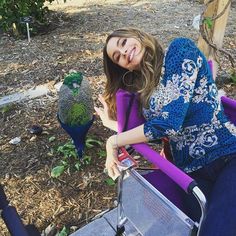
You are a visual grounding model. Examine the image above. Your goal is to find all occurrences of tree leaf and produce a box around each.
[86,138,102,148]
[82,155,91,165]
[203,17,213,29]
[74,162,81,170]
[230,73,236,84]
[56,226,69,236]
[98,149,106,158]
[51,165,65,178]
[105,178,115,186]
[49,136,56,142]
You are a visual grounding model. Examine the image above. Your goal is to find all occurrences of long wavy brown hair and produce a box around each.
[103,28,164,120]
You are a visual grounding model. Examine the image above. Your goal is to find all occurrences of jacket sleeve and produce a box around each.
[143,38,206,141]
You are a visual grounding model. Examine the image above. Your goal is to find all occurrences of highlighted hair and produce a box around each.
[103,28,164,120]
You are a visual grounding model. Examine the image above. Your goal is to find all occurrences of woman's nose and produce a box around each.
[120,48,128,56]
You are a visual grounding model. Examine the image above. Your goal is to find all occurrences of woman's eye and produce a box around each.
[121,39,127,47]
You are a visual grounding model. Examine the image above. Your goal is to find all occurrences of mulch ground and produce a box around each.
[0,0,235,235]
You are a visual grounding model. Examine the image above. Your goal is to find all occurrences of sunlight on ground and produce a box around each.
[47,0,134,10]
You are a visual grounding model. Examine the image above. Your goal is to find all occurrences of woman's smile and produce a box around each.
[128,47,136,63]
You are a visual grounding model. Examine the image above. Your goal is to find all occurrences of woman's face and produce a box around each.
[106,36,144,71]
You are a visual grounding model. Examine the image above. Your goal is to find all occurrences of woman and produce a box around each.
[95,28,236,236]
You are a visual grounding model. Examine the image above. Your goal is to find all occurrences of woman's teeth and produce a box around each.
[129,48,135,63]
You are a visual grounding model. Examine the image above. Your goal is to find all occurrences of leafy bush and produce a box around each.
[0,0,54,36]
[51,137,102,178]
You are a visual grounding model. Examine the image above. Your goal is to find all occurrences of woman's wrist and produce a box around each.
[107,134,119,149]
[107,120,118,132]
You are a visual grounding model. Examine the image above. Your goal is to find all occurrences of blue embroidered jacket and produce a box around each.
[143,38,236,173]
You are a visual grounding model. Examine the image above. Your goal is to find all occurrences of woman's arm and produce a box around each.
[108,124,148,147]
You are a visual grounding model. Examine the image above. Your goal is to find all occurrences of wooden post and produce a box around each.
[197,0,231,79]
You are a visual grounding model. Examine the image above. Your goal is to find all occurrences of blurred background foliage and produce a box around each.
[0,0,66,36]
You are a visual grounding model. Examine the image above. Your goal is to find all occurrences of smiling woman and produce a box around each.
[102,28,164,120]
[106,36,144,70]
[94,27,236,236]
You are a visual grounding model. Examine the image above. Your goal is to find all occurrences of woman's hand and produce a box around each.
[105,135,121,180]
[94,94,118,132]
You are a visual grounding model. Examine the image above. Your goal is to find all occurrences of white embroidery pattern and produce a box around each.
[166,122,219,160]
[143,58,199,120]
[161,112,169,119]
[225,122,236,136]
[193,78,220,111]
[145,130,154,140]
[185,166,203,173]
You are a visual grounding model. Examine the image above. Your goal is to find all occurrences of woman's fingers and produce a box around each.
[95,95,109,119]
[98,94,108,111]
[112,165,121,179]
[107,164,121,180]
[98,94,105,104]
[94,106,99,113]
[105,157,123,179]
[94,107,99,117]
[94,106,104,116]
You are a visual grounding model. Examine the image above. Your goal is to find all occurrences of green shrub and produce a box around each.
[51,138,102,178]
[0,0,55,36]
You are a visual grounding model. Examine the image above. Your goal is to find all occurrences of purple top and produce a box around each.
[221,96,236,125]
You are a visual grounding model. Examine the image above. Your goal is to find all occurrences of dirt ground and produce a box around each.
[0,0,236,235]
